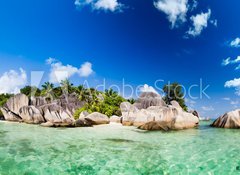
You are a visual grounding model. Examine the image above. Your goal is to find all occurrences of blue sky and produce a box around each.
[0,0,240,118]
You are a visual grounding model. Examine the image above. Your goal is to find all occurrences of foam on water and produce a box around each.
[0,121,240,174]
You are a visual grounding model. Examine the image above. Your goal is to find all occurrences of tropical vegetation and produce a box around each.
[163,82,188,111]
[0,80,189,119]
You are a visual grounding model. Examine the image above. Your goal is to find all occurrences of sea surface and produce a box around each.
[0,121,240,175]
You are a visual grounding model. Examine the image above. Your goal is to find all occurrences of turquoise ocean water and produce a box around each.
[0,121,239,175]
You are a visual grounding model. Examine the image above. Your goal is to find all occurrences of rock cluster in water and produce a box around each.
[0,93,103,127]
[0,92,200,130]
[120,92,199,131]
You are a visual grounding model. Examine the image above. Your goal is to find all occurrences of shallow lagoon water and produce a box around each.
[0,121,240,174]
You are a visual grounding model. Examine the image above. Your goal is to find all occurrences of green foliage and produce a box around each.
[60,79,74,94]
[74,88,125,119]
[127,98,136,104]
[20,86,41,97]
[0,93,12,117]
[73,107,86,119]
[163,82,187,111]
[41,82,55,100]
[53,87,63,98]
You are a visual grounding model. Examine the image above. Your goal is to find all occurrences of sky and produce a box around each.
[0,0,240,118]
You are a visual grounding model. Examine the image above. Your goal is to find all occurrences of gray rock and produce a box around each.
[138,121,173,131]
[110,115,121,123]
[134,92,166,109]
[190,110,200,118]
[120,102,139,126]
[30,97,48,107]
[170,100,182,110]
[57,93,84,115]
[85,112,110,125]
[40,120,75,127]
[211,110,240,128]
[5,94,29,115]
[79,111,89,119]
[38,104,75,124]
[75,119,92,127]
[19,106,45,124]
[120,97,199,130]
[0,107,22,122]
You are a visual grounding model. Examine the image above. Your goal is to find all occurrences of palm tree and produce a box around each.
[105,88,118,97]
[41,82,55,101]
[77,85,89,102]
[42,82,54,91]
[60,79,73,95]
[127,98,136,104]
[163,82,187,111]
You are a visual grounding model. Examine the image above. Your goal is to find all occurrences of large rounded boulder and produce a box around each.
[134,92,166,109]
[38,104,75,125]
[19,106,45,124]
[211,110,240,128]
[6,94,29,115]
[0,107,22,122]
[85,112,110,125]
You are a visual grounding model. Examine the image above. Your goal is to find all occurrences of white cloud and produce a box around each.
[222,97,230,101]
[222,57,231,66]
[201,106,214,111]
[48,60,94,83]
[139,84,158,94]
[187,9,211,37]
[154,0,188,28]
[0,68,27,94]
[225,78,240,96]
[75,0,123,12]
[94,0,121,11]
[46,57,57,65]
[222,56,240,69]
[78,62,93,77]
[230,38,240,48]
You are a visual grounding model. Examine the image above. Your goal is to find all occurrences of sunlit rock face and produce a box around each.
[120,93,199,131]
[0,93,76,127]
[211,110,240,128]
[134,92,166,109]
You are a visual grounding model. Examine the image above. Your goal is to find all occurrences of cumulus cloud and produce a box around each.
[78,62,93,77]
[48,58,94,83]
[201,106,214,111]
[230,38,240,48]
[224,78,240,96]
[139,84,158,94]
[187,9,211,37]
[154,0,189,28]
[0,68,27,94]
[75,0,123,12]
